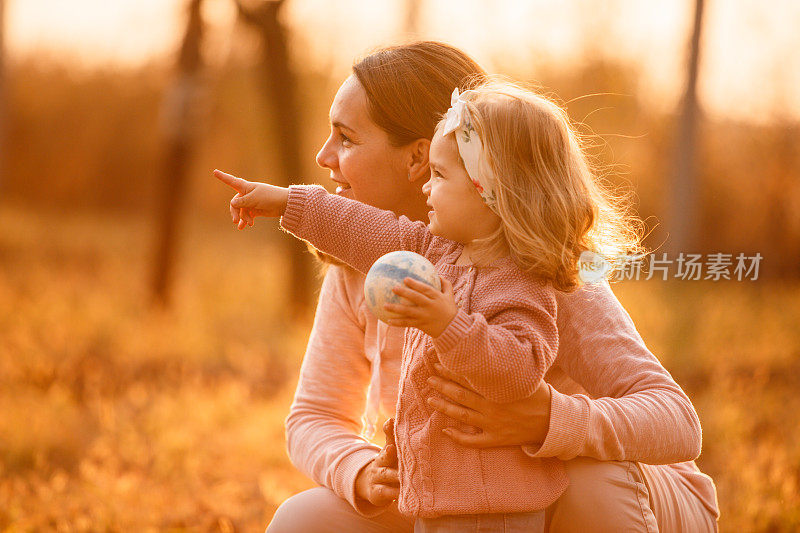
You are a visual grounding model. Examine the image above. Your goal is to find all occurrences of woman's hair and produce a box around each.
[352,41,488,146]
[446,78,646,292]
[313,41,488,269]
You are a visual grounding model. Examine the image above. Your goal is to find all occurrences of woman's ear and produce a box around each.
[407,138,431,183]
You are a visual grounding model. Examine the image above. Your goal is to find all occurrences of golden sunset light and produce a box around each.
[1,0,798,530]
[6,0,800,121]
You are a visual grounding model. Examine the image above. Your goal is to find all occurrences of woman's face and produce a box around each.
[316,75,428,220]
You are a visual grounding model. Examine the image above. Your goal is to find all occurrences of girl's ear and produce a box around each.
[406,138,431,183]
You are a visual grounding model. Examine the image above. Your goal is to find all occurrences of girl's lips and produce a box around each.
[332,179,351,194]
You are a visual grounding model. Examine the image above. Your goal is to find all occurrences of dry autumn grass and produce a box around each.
[1,203,799,531]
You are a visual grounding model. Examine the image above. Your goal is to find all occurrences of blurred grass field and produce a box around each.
[1,203,799,532]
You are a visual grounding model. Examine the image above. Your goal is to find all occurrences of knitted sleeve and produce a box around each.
[431,282,559,404]
[522,281,703,464]
[280,185,453,274]
[284,266,390,517]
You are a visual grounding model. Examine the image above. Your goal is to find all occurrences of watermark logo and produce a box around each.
[579,251,763,283]
[578,250,611,283]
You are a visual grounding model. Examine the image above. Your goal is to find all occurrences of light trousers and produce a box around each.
[266,457,719,532]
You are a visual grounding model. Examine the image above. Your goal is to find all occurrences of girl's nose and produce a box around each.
[315,135,337,170]
[421,177,432,196]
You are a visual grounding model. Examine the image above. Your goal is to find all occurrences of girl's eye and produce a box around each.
[340,133,352,145]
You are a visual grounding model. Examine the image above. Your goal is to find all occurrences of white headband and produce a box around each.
[441,88,499,214]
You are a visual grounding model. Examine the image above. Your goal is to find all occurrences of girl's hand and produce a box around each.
[213,169,289,229]
[425,357,552,448]
[384,277,457,337]
[354,418,400,507]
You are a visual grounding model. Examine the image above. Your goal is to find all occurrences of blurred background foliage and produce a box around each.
[1,0,799,530]
[5,51,800,271]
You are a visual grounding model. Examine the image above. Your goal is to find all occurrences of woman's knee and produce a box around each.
[266,487,346,533]
[546,457,658,533]
[267,487,413,533]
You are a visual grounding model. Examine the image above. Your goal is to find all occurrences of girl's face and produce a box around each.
[422,129,501,244]
[316,75,428,220]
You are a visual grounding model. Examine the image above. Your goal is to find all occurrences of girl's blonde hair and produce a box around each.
[450,78,645,292]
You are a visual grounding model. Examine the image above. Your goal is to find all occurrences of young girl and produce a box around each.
[214,79,641,529]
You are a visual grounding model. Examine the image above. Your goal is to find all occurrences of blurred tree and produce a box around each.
[234,0,314,315]
[405,0,421,35]
[668,0,705,254]
[766,121,800,278]
[151,0,206,306]
[0,0,5,188]
[763,31,800,278]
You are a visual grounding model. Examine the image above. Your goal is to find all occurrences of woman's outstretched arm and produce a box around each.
[426,280,702,465]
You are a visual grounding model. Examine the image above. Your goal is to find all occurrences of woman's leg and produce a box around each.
[546,457,717,533]
[415,511,545,532]
[266,487,414,533]
[636,463,719,533]
[545,457,658,532]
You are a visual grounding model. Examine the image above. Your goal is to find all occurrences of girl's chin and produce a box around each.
[427,213,437,231]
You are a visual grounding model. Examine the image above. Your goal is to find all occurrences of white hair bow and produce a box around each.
[441,88,498,214]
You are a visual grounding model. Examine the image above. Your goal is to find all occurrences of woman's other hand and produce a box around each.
[354,418,400,507]
[213,169,289,229]
[426,355,552,448]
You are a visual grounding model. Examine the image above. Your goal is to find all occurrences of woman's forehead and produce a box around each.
[329,75,369,130]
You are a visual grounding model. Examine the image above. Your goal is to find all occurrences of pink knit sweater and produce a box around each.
[281,185,566,516]
[280,185,719,521]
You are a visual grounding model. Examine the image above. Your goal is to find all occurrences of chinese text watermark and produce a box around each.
[579,251,763,283]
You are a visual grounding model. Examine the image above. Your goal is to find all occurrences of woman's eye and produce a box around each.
[340,133,352,145]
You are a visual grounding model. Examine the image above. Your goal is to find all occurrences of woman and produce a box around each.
[266,41,719,532]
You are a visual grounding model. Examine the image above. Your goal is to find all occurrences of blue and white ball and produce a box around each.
[364,251,442,323]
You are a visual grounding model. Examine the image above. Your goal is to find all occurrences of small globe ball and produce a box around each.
[364,251,442,323]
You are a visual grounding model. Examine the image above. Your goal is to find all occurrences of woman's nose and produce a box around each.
[315,136,336,170]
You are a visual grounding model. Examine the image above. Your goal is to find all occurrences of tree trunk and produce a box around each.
[151,0,205,306]
[0,0,6,189]
[235,0,314,315]
[766,123,800,278]
[668,0,705,255]
[405,0,421,35]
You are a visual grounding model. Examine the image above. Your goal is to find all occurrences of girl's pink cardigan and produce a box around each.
[282,185,566,516]
[279,185,719,519]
